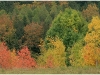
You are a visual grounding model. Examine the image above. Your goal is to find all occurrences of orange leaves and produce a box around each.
[82,16,100,66]
[0,42,36,69]
[82,44,96,66]
[82,44,100,66]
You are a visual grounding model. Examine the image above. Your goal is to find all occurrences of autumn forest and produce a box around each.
[0,1,100,70]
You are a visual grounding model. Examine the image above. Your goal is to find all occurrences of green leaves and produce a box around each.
[46,8,87,48]
[46,8,87,66]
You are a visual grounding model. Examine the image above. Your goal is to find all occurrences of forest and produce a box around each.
[0,1,100,70]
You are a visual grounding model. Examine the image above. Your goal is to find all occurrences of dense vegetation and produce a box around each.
[0,1,100,70]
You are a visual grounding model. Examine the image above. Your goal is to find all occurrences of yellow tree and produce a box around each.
[82,3,99,22]
[82,16,100,66]
[37,37,66,68]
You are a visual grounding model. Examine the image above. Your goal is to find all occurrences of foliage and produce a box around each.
[0,1,14,13]
[23,22,43,50]
[0,14,15,49]
[82,3,99,22]
[37,37,66,68]
[0,1,100,68]
[0,42,11,69]
[46,8,87,48]
[0,42,36,69]
[69,39,84,66]
[82,44,100,66]
[16,46,36,68]
[0,10,6,15]
[82,16,100,66]
[46,8,87,66]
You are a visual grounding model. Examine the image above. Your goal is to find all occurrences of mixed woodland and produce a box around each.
[0,1,100,69]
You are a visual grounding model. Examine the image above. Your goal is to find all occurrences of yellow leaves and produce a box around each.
[82,16,100,66]
[73,27,78,32]
[37,37,66,68]
[88,16,100,31]
[84,32,99,44]
[85,16,100,44]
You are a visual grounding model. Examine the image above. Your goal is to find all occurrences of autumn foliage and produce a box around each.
[37,37,66,68]
[0,42,36,69]
[82,16,100,66]
[82,3,99,21]
[23,22,43,48]
[0,14,15,41]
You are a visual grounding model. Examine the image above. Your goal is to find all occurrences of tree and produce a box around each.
[0,14,15,45]
[82,16,100,66]
[0,1,14,13]
[50,3,58,19]
[82,3,99,22]
[44,14,52,37]
[46,8,87,66]
[23,22,43,53]
[46,8,87,48]
[32,4,49,23]
[37,37,66,68]
[17,46,36,68]
[69,39,84,66]
[0,42,36,69]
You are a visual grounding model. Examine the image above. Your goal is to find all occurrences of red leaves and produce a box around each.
[0,42,11,69]
[17,46,36,68]
[0,42,36,69]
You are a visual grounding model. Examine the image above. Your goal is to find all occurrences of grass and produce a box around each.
[0,66,100,74]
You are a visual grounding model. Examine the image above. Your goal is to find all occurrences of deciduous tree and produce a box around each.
[23,22,43,52]
[82,16,100,66]
[82,3,99,22]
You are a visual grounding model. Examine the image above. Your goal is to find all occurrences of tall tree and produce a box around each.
[46,8,87,66]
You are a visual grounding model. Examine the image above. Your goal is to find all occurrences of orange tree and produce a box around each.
[82,16,100,66]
